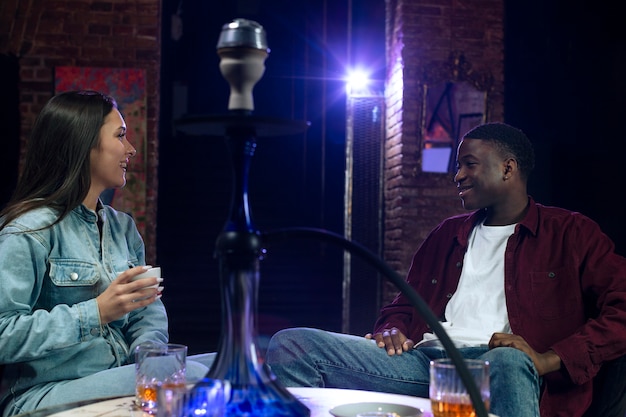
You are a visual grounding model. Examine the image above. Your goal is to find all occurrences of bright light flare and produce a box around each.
[345,69,371,95]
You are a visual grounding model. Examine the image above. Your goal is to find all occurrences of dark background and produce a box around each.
[0,54,20,209]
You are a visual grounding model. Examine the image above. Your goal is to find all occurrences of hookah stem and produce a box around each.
[262,227,489,417]
[210,126,264,384]
[223,126,256,232]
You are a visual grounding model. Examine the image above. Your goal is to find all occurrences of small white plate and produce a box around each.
[329,402,423,417]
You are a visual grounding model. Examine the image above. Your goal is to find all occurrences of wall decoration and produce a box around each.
[55,67,148,240]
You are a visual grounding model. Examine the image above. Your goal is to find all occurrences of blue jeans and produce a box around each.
[2,353,216,417]
[265,328,540,417]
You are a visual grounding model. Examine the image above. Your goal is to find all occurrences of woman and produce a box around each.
[0,91,212,416]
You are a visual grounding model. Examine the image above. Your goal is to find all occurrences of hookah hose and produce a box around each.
[262,226,489,417]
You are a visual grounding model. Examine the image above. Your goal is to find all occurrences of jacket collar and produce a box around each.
[455,196,538,246]
[72,201,103,223]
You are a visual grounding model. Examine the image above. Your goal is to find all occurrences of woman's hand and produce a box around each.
[365,327,415,356]
[96,266,163,324]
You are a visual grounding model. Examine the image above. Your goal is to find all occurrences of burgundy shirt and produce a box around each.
[374,197,626,417]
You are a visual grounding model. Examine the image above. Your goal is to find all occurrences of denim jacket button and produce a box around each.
[70,272,79,281]
[90,328,100,336]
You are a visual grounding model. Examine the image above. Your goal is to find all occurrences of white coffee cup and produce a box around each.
[132,267,162,289]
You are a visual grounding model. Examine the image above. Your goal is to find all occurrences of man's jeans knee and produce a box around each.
[482,347,540,417]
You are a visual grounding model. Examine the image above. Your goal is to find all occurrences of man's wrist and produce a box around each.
[539,349,562,375]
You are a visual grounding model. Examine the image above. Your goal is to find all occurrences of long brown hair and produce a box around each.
[0,90,118,232]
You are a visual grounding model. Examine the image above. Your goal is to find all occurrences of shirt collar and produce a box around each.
[72,201,102,223]
[517,196,539,236]
[455,196,538,246]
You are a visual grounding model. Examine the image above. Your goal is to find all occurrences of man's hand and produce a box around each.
[96,266,164,324]
[365,327,414,356]
[489,332,561,376]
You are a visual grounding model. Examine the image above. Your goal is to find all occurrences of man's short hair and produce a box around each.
[463,122,536,180]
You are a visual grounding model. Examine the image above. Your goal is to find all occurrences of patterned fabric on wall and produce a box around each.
[54,67,148,240]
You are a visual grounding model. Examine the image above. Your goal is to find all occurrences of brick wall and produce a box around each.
[0,0,161,262]
[383,0,504,304]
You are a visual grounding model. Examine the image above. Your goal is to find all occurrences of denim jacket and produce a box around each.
[0,203,168,406]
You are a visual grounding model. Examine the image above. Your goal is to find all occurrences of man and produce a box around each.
[265,122,626,417]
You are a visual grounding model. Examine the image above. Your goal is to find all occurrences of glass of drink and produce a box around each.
[135,342,187,414]
[429,358,490,417]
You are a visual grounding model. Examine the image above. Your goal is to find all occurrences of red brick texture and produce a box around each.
[0,0,161,263]
[383,0,504,304]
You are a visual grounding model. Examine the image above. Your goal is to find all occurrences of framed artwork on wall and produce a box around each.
[54,66,148,240]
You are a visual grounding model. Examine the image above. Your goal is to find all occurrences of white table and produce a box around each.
[27,387,433,417]
[291,387,432,416]
[292,387,496,417]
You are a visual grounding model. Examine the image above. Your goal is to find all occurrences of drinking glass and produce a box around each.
[429,358,490,417]
[135,342,187,414]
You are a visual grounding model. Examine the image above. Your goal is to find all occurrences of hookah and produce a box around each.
[176,18,488,417]
[178,18,310,417]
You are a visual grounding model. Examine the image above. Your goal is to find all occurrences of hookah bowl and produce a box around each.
[217,18,269,112]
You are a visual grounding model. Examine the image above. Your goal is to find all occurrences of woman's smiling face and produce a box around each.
[89,108,136,195]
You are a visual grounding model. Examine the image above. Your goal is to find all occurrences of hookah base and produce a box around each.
[226,383,310,417]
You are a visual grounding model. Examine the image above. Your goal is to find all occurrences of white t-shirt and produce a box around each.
[417,220,516,347]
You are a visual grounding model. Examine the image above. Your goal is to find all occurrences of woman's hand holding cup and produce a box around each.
[96,265,164,324]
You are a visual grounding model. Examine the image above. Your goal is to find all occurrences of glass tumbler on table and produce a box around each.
[429,358,490,417]
[135,342,187,414]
